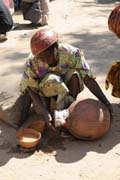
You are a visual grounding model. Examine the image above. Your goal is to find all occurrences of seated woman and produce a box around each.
[19,28,113,129]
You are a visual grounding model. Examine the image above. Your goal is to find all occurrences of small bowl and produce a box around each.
[28,120,45,133]
[16,128,41,148]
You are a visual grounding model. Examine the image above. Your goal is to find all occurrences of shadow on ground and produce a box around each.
[1,31,119,78]
[0,103,120,166]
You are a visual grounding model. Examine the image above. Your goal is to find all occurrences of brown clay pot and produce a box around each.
[28,120,45,133]
[16,128,41,148]
[65,98,111,140]
[108,5,120,38]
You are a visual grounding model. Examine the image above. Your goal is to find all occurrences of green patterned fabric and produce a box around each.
[20,43,93,109]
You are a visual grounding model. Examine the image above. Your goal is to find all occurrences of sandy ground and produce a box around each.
[0,0,120,180]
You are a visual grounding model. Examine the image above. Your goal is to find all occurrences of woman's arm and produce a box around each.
[28,87,56,131]
[83,75,113,117]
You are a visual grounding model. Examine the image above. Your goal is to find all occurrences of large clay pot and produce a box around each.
[108,5,120,38]
[65,98,111,140]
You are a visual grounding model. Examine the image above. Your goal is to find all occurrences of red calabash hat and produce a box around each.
[30,28,58,56]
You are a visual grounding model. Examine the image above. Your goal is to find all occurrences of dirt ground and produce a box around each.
[0,0,120,180]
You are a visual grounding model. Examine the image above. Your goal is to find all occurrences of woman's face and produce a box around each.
[38,43,59,66]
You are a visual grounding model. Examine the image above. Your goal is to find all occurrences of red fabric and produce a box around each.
[3,0,11,8]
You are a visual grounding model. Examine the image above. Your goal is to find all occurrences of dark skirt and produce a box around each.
[0,0,13,34]
[21,1,42,24]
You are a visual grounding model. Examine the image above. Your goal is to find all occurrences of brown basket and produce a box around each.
[16,128,41,148]
[28,120,45,133]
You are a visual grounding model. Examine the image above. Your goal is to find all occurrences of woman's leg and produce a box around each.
[67,74,80,98]
[21,2,32,20]
[21,1,42,24]
[39,73,69,110]
[40,0,49,25]
[65,70,84,98]
[19,91,32,126]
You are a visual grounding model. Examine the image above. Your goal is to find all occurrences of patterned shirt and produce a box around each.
[20,43,93,96]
